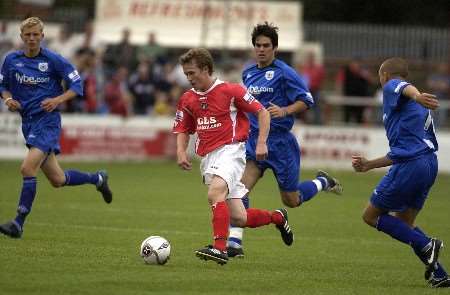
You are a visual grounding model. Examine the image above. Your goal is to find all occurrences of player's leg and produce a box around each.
[275,133,342,207]
[0,147,46,238]
[227,184,293,246]
[395,210,448,284]
[396,153,445,286]
[40,154,112,203]
[362,202,433,251]
[364,190,441,283]
[228,160,262,257]
[195,175,229,264]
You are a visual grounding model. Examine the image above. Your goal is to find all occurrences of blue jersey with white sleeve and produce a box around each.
[242,59,314,133]
[382,79,438,162]
[0,47,83,121]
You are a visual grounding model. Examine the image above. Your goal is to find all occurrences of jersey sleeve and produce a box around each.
[284,67,314,108]
[229,83,263,113]
[0,55,11,93]
[53,53,83,96]
[384,79,410,110]
[172,94,196,134]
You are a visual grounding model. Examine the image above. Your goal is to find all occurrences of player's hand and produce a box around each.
[41,97,60,112]
[352,155,370,172]
[255,142,268,160]
[177,151,192,170]
[267,102,287,118]
[5,98,21,112]
[414,93,439,110]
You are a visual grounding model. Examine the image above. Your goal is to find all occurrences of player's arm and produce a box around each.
[0,57,21,111]
[173,100,195,170]
[267,67,313,118]
[176,132,192,170]
[268,100,308,118]
[41,89,78,112]
[1,90,21,112]
[41,53,84,112]
[402,85,439,110]
[351,155,393,172]
[255,108,270,160]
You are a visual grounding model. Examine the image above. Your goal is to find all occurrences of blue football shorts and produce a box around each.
[246,131,300,192]
[21,112,62,155]
[370,152,438,212]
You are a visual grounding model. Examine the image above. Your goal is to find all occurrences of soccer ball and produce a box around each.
[140,236,171,265]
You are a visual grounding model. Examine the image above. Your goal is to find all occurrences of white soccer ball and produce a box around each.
[140,236,171,265]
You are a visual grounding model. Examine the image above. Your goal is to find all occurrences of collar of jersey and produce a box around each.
[20,47,44,58]
[191,78,224,95]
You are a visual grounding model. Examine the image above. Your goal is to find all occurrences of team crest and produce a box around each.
[201,102,208,109]
[38,62,48,72]
[265,70,274,80]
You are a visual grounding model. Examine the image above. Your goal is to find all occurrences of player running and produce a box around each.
[352,57,449,288]
[173,48,293,265]
[0,17,112,239]
[228,22,343,257]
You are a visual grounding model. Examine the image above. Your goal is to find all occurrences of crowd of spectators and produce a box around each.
[1,21,449,128]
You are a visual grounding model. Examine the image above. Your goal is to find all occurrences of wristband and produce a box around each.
[4,97,13,104]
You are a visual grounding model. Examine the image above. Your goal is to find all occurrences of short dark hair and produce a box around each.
[251,22,279,48]
[380,57,409,79]
[179,48,214,75]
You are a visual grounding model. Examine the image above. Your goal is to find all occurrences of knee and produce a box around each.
[207,193,224,206]
[362,213,377,227]
[207,187,227,205]
[48,175,66,188]
[20,164,36,177]
[281,195,299,208]
[230,213,246,227]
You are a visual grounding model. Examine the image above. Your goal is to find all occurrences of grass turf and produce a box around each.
[0,160,449,295]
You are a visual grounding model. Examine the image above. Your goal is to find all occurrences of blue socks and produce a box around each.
[376,214,430,251]
[12,171,100,230]
[413,227,448,279]
[64,170,99,186]
[298,176,328,204]
[14,177,37,228]
[298,181,318,203]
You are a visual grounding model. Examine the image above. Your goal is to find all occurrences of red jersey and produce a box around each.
[173,79,263,156]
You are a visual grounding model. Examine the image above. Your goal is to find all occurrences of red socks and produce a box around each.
[211,202,284,250]
[211,201,229,251]
[245,208,283,227]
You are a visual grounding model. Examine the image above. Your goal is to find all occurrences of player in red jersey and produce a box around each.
[173,48,294,265]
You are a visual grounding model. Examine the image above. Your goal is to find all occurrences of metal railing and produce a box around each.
[304,22,449,62]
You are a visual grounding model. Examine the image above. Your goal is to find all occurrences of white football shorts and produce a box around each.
[200,142,248,200]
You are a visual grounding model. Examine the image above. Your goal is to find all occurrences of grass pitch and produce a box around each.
[0,160,449,295]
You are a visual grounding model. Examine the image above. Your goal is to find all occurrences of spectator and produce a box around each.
[76,48,98,113]
[427,62,450,127]
[137,32,168,64]
[104,66,131,117]
[76,20,104,55]
[128,61,157,115]
[336,58,374,124]
[49,25,79,62]
[153,91,173,116]
[103,28,137,77]
[0,21,14,64]
[299,52,325,125]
